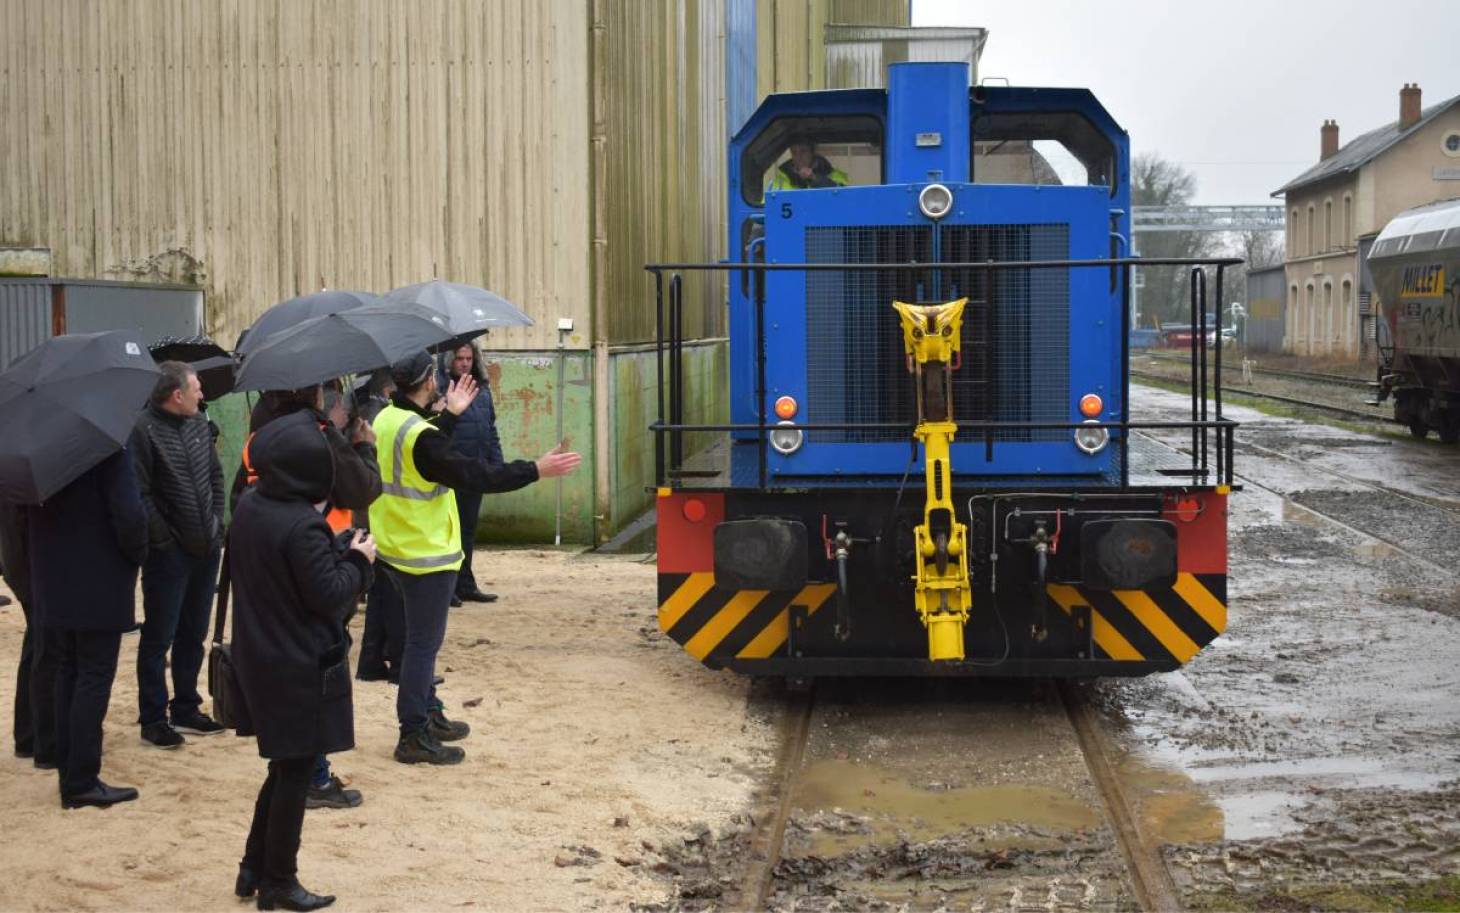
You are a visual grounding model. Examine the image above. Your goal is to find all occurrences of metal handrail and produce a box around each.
[647,255,1239,490]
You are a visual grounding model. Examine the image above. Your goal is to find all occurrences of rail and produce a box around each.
[645,256,1243,490]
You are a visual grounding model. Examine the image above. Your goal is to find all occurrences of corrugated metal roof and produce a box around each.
[1273,92,1460,197]
[1370,196,1460,259]
[824,25,985,88]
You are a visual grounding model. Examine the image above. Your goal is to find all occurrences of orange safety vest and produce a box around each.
[242,427,353,533]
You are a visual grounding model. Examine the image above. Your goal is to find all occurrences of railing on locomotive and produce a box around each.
[646,256,1243,491]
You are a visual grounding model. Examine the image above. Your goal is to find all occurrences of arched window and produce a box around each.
[1307,205,1316,255]
[1324,199,1333,250]
[1288,284,1299,349]
[1290,209,1299,256]
[1341,278,1353,353]
[1305,282,1316,354]
[1342,194,1353,245]
[1323,281,1334,352]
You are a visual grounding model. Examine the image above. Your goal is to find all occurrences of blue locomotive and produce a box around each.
[652,62,1236,677]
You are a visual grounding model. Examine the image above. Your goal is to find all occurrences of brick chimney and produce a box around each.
[1400,83,1423,131]
[1320,120,1339,160]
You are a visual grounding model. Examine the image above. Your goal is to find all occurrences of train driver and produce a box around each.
[766,136,849,191]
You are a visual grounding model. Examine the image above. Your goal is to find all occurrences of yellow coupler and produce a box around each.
[893,299,973,661]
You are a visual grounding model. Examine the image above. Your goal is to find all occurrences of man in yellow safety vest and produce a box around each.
[370,350,581,765]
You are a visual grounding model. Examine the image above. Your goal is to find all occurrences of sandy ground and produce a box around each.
[0,548,776,912]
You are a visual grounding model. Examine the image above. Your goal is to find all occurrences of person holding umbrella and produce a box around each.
[371,350,580,765]
[0,330,161,807]
[130,361,227,748]
[29,447,149,807]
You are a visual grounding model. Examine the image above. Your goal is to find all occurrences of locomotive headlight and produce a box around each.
[918,183,954,220]
[1074,419,1109,455]
[769,420,804,455]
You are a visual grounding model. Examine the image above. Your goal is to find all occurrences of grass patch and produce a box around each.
[1130,375,1389,438]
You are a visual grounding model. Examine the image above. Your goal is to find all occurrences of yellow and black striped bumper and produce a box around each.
[657,572,1226,672]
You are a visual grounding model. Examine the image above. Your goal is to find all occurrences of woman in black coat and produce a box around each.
[229,416,375,911]
[28,447,149,807]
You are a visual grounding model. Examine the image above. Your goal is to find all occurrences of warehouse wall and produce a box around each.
[0,0,592,351]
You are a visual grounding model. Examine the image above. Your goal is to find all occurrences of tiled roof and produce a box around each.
[1272,92,1460,197]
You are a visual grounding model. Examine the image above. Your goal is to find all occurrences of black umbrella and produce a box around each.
[383,279,533,338]
[149,335,236,401]
[235,289,381,355]
[0,330,161,504]
[233,303,453,392]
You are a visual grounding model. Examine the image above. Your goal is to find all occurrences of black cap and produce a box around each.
[390,349,434,387]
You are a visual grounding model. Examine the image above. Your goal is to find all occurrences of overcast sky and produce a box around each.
[912,0,1458,204]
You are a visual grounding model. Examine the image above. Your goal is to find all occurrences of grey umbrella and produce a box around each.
[0,330,161,504]
[235,289,381,355]
[233,302,454,392]
[383,279,533,338]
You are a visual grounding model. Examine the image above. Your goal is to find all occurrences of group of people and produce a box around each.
[2,341,581,911]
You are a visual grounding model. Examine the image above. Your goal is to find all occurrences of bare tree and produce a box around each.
[1132,153,1214,326]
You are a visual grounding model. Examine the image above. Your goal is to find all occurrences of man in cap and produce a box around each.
[371,350,581,765]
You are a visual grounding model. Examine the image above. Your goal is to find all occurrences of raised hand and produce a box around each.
[536,443,583,479]
[445,374,479,416]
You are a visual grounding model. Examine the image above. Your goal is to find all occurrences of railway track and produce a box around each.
[1141,352,1371,389]
[736,681,1182,911]
[1130,369,1389,424]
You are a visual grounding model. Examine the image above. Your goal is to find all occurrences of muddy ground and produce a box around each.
[1103,387,1460,909]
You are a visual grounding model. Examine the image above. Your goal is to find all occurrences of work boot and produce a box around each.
[427,708,470,742]
[306,775,363,809]
[393,729,465,765]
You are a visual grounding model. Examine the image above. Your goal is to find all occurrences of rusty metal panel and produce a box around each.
[0,0,592,352]
[0,280,53,371]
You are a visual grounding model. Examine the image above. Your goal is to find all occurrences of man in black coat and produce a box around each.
[2,500,57,769]
[129,361,226,748]
[29,448,149,808]
[229,414,375,911]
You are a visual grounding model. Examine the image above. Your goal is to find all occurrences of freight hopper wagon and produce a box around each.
[1370,198,1460,443]
[650,63,1240,678]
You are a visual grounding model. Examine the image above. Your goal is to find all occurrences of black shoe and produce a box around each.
[457,588,498,604]
[256,880,335,911]
[34,756,58,770]
[62,781,139,809]
[236,864,260,899]
[306,775,363,810]
[172,710,224,736]
[427,708,470,742]
[141,721,186,749]
[449,595,463,608]
[0,594,11,607]
[394,729,465,765]
[14,746,34,760]
[355,665,390,682]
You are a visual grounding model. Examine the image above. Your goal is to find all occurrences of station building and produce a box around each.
[1273,84,1460,359]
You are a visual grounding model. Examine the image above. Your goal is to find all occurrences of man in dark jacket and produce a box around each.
[129,361,227,748]
[438,342,504,606]
[2,501,57,769]
[230,416,374,910]
[29,448,149,808]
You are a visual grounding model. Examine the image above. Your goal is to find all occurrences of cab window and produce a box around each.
[741,116,882,206]
[971,111,1115,191]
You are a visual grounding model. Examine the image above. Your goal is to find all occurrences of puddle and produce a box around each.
[790,758,1099,853]
[1111,748,1224,845]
